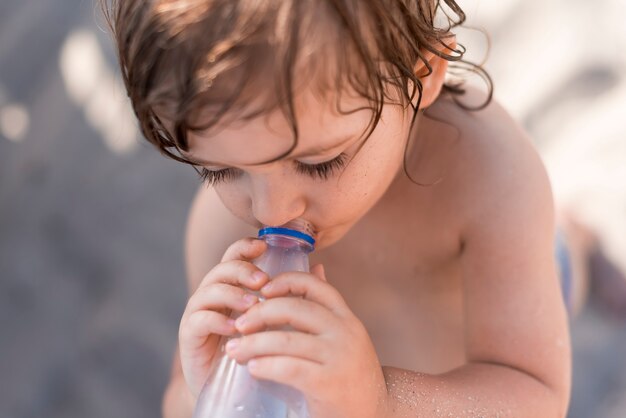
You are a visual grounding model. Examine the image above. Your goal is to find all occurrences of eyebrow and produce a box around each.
[187,134,357,167]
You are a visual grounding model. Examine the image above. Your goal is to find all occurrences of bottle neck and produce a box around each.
[262,234,314,254]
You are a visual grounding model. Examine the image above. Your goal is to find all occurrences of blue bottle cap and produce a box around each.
[258,227,316,246]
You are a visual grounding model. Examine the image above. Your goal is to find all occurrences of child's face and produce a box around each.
[185,89,414,249]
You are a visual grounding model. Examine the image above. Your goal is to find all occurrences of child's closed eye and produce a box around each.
[197,153,349,186]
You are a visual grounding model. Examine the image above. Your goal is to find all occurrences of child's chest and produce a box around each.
[309,184,467,374]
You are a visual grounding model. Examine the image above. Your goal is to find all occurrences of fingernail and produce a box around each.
[235,315,246,328]
[248,359,258,371]
[243,294,257,305]
[226,339,239,352]
[261,281,273,292]
[252,271,266,282]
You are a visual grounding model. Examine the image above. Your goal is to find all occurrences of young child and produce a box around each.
[103,0,571,416]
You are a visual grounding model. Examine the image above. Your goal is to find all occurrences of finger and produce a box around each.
[225,331,326,364]
[198,259,269,292]
[260,272,348,316]
[246,355,319,393]
[179,309,237,350]
[184,282,260,318]
[235,297,336,335]
[221,237,267,263]
[310,263,327,282]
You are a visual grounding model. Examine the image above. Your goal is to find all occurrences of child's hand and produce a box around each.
[178,237,270,397]
[225,264,389,418]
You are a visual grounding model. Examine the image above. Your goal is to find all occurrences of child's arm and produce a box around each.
[382,361,565,416]
[162,348,196,418]
[381,104,571,416]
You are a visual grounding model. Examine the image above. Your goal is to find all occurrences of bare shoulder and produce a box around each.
[426,86,554,229]
[184,185,257,293]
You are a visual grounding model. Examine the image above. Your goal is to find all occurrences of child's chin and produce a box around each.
[313,228,347,251]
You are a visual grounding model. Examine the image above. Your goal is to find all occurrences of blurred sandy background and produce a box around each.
[1,0,625,417]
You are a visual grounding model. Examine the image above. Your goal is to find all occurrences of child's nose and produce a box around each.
[250,177,306,227]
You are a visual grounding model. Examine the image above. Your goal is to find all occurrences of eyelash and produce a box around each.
[197,153,349,186]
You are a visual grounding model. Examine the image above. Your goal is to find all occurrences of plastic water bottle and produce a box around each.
[193,218,316,418]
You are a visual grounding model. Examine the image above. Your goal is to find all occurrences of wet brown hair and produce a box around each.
[100,0,492,183]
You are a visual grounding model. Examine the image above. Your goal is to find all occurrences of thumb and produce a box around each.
[311,263,327,282]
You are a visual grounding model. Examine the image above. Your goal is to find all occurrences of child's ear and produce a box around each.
[412,35,457,109]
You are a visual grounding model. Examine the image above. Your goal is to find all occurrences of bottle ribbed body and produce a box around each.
[193,220,316,418]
